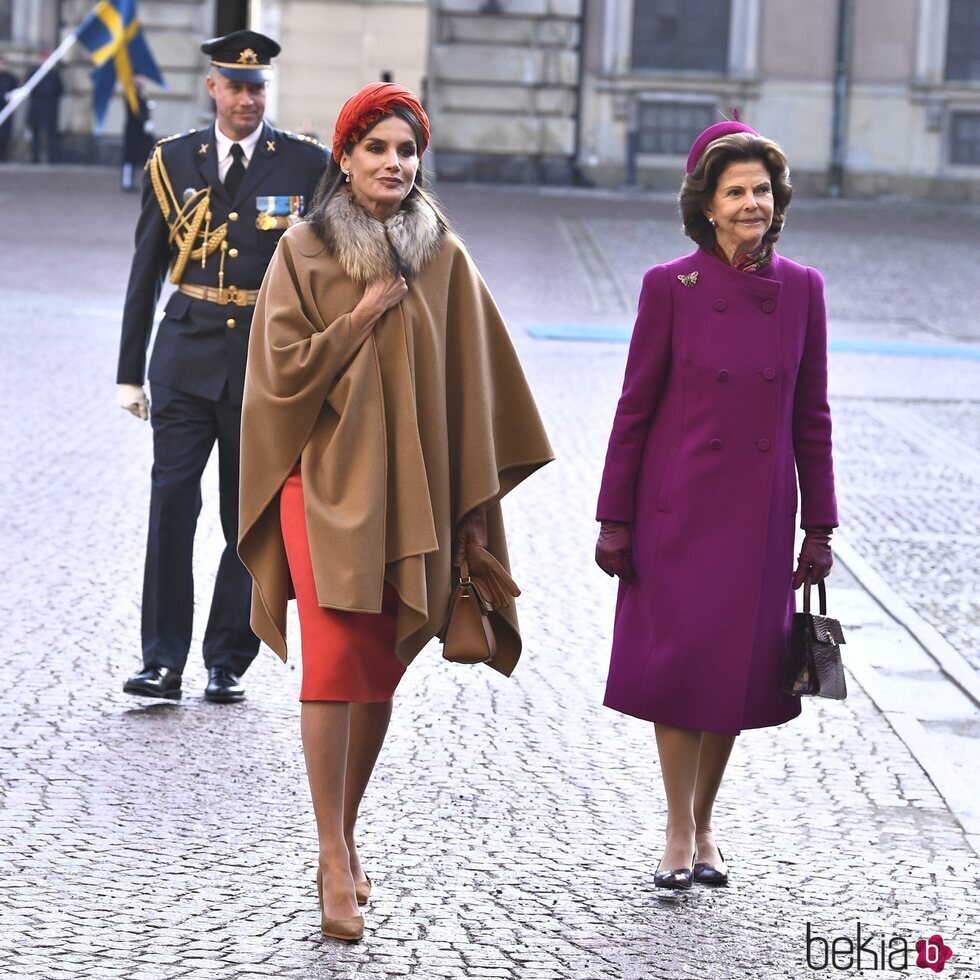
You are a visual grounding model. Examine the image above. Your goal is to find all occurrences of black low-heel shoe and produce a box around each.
[123,666,182,700]
[693,848,729,886]
[655,853,695,890]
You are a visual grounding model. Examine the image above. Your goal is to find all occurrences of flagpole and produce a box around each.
[0,31,79,129]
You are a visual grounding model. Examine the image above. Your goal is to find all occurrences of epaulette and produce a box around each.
[154,128,198,147]
[284,130,328,151]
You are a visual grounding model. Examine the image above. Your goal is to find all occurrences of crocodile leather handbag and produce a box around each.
[784,577,847,700]
[439,559,496,665]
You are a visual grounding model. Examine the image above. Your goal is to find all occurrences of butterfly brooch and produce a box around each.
[677,271,698,288]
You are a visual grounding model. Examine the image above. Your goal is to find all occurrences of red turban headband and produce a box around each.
[332,83,430,164]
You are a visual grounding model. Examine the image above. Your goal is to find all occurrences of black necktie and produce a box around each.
[224,143,245,197]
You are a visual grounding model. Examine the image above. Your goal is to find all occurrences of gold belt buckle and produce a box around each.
[218,285,245,306]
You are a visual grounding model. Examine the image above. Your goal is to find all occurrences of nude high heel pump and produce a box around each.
[318,867,371,906]
[316,867,365,942]
[354,875,372,906]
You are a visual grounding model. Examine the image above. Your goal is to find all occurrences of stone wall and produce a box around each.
[256,0,428,142]
[0,0,216,164]
[427,0,585,184]
[578,0,980,200]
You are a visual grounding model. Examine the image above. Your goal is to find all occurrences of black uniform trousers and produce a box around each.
[142,382,259,675]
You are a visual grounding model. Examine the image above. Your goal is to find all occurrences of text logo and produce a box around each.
[916,935,954,973]
[805,923,954,972]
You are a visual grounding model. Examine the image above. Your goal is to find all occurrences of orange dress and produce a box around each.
[279,467,406,702]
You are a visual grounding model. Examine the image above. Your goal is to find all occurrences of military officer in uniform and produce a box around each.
[117,31,329,702]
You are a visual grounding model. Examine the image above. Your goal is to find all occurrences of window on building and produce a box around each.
[632,0,731,73]
[950,112,980,164]
[637,102,717,155]
[946,0,980,80]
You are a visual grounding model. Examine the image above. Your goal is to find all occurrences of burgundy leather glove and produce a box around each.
[793,527,834,589]
[595,521,635,582]
[454,506,520,609]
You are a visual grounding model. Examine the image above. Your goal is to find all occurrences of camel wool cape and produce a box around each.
[238,189,554,675]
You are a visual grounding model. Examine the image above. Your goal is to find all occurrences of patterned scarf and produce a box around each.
[720,241,774,274]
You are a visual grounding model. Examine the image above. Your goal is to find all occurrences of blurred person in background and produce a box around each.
[26,52,62,163]
[120,75,155,191]
[0,58,19,161]
[595,119,837,891]
[238,83,553,942]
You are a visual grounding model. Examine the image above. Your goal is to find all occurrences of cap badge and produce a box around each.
[238,48,258,65]
[677,271,698,288]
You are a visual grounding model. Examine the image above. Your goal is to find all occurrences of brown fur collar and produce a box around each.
[320,187,445,283]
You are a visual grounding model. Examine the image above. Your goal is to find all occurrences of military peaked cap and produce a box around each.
[201,30,280,83]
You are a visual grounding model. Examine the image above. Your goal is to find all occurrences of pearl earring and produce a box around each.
[708,217,717,227]
[344,171,351,184]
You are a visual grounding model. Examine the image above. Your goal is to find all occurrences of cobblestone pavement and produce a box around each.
[832,397,980,667]
[457,185,980,677]
[554,196,980,340]
[0,168,978,979]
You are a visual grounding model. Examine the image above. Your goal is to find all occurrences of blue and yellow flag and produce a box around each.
[76,0,166,129]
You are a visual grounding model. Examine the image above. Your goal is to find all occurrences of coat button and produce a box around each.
[709,438,724,451]
[712,298,727,312]
[717,369,730,382]
[762,367,776,380]
[226,318,236,329]
[228,211,239,221]
[758,438,771,451]
[229,248,239,258]
[761,300,775,313]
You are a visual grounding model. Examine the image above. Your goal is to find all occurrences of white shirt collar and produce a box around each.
[213,121,263,164]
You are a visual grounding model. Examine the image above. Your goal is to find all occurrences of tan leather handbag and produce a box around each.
[440,559,496,665]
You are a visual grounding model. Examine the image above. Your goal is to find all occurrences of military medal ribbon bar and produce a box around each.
[255,195,305,231]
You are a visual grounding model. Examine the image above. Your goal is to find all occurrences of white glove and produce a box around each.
[117,383,149,421]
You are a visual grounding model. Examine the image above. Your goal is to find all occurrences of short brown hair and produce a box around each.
[678,133,792,248]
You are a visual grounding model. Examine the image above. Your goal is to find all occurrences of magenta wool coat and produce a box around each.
[596,248,838,735]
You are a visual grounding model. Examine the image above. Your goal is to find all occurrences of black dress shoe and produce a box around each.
[204,667,245,703]
[123,666,182,700]
[693,848,729,886]
[655,853,695,890]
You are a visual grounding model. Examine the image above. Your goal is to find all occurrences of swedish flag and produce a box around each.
[76,0,166,129]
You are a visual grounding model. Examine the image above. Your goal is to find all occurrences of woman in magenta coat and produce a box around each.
[594,121,838,890]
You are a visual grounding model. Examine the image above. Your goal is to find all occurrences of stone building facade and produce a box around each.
[1,0,217,161]
[253,0,428,143]
[578,0,980,199]
[0,0,427,161]
[425,0,584,183]
[425,0,980,200]
[4,0,979,200]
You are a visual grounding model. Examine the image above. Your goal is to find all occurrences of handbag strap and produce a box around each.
[455,557,492,617]
[802,576,828,615]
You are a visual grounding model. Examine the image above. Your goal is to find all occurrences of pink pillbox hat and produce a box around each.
[686,120,759,174]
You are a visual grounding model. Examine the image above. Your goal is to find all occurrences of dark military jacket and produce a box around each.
[117,120,328,405]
